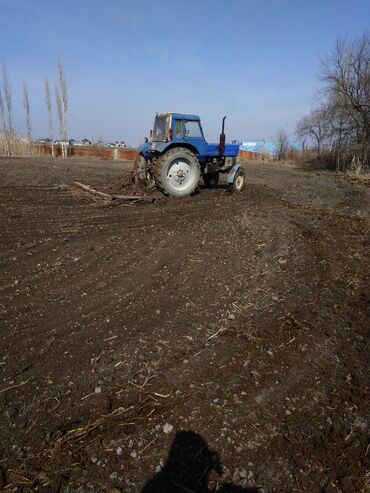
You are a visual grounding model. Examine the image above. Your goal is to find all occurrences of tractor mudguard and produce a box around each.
[226,163,242,184]
[148,141,172,154]
[149,142,200,159]
[138,142,150,160]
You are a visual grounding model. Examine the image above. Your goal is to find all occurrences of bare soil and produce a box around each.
[0,157,369,493]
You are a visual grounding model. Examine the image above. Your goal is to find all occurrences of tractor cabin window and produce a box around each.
[174,120,183,137]
[153,115,169,140]
[184,121,202,138]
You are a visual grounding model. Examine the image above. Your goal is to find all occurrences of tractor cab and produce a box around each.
[150,113,208,157]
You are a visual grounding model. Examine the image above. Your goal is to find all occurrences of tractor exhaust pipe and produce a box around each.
[219,116,226,156]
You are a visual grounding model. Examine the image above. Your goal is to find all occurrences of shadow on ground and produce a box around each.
[140,431,264,493]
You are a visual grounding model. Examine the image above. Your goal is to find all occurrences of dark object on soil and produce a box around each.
[219,487,265,493]
[140,431,221,493]
[203,171,220,188]
[140,430,262,493]
[0,469,6,490]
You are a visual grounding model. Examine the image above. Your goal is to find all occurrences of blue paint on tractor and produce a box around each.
[206,143,239,158]
[165,113,200,121]
[138,141,150,156]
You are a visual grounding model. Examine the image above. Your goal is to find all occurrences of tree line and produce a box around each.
[296,31,370,172]
[0,56,68,157]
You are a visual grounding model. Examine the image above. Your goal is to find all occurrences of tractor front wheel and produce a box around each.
[154,148,200,197]
[228,167,245,193]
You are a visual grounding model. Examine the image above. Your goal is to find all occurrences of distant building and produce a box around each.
[54,139,69,146]
[109,141,126,148]
[36,137,52,144]
[240,140,302,155]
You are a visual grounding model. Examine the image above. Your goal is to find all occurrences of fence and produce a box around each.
[39,144,139,160]
[39,145,261,162]
[238,150,259,161]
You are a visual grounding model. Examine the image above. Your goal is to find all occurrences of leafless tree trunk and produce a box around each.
[275,128,290,161]
[0,88,5,135]
[22,82,32,141]
[2,63,13,134]
[44,77,55,157]
[57,56,68,138]
[56,56,68,157]
[55,85,64,157]
[0,87,9,155]
[1,64,14,154]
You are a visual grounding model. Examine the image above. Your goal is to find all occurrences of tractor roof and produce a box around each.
[159,113,200,121]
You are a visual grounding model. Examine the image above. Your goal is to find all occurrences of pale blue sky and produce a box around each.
[0,0,369,145]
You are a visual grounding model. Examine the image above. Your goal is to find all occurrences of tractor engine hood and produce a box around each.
[207,143,239,158]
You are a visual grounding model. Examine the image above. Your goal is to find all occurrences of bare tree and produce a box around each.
[44,77,55,157]
[22,81,32,141]
[55,85,63,135]
[0,87,9,155]
[56,56,68,157]
[275,128,290,160]
[55,84,68,158]
[320,32,370,169]
[296,105,330,154]
[296,32,370,172]
[2,63,13,134]
[0,87,5,135]
[57,56,68,137]
[1,65,13,155]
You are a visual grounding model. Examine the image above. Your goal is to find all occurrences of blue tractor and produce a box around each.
[132,113,245,198]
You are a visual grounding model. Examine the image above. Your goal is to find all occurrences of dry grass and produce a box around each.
[0,136,41,157]
[294,149,370,175]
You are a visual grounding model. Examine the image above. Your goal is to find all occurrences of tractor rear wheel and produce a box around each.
[203,172,219,188]
[132,154,147,183]
[154,148,200,197]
